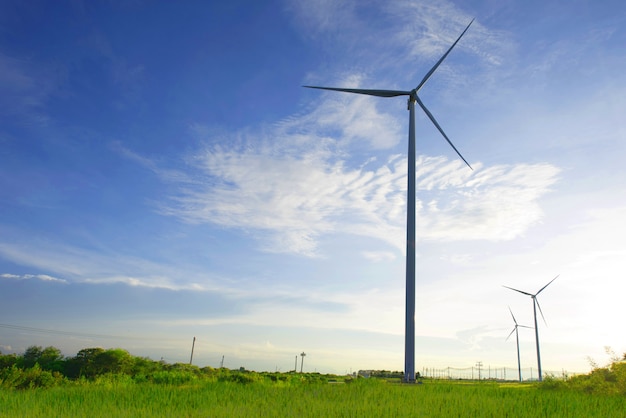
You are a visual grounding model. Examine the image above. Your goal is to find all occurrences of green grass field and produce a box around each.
[2,378,625,418]
[2,347,625,417]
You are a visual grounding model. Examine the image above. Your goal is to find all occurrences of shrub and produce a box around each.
[0,364,65,389]
[93,373,135,388]
[150,370,198,385]
[217,370,263,384]
[610,361,626,395]
[539,374,565,391]
[562,359,626,396]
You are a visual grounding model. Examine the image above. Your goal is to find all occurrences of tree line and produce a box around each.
[3,345,624,394]
[0,346,173,379]
[0,345,329,389]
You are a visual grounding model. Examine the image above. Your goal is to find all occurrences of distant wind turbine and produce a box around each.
[304,19,474,383]
[503,275,559,382]
[506,306,532,382]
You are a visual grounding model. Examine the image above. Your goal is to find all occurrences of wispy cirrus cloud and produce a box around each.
[147,97,559,257]
[0,51,56,125]
[0,241,215,291]
[416,159,560,241]
[289,0,513,81]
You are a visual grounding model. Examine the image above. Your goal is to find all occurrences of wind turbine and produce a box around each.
[503,275,558,381]
[304,20,474,383]
[506,306,532,382]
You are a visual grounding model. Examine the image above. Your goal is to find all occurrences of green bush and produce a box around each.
[150,370,198,385]
[539,374,565,391]
[0,365,22,389]
[217,370,262,384]
[93,372,136,388]
[612,361,626,395]
[0,364,65,389]
[559,359,626,396]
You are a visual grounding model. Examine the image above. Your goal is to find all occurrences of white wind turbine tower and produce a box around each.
[503,275,559,382]
[506,306,532,382]
[304,20,474,383]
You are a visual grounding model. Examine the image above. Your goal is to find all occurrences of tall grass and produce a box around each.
[1,378,625,417]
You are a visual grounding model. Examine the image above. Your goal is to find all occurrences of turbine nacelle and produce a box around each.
[503,274,559,325]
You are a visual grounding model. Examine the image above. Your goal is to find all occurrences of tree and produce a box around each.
[21,346,43,368]
[132,356,164,377]
[66,347,105,378]
[0,352,18,370]
[38,346,65,372]
[93,348,133,375]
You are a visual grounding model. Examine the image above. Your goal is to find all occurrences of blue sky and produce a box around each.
[1,0,625,375]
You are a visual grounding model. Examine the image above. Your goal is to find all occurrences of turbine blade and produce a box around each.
[415,19,474,93]
[503,285,533,297]
[518,325,534,329]
[414,95,473,169]
[506,328,515,341]
[536,274,559,295]
[535,298,548,326]
[508,306,518,325]
[303,86,410,98]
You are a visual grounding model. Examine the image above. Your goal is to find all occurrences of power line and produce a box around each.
[0,323,141,340]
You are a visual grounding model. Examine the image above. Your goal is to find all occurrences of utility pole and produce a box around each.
[300,352,306,373]
[476,361,483,380]
[189,337,196,365]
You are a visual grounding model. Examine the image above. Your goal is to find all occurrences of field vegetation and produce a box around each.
[1,346,625,417]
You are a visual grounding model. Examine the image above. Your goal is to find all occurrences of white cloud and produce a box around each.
[154,109,559,255]
[80,275,206,291]
[417,160,561,241]
[0,273,19,279]
[310,93,403,149]
[0,273,67,284]
[29,274,67,283]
